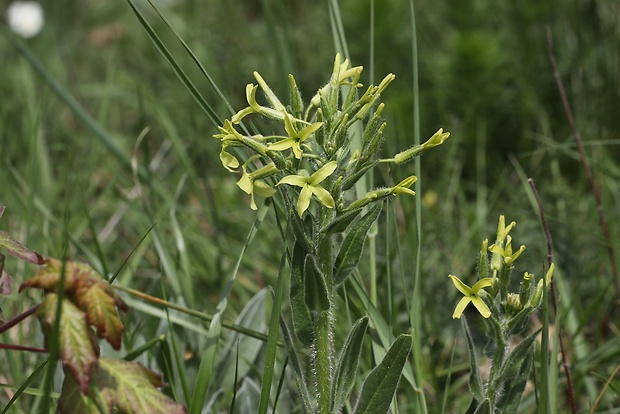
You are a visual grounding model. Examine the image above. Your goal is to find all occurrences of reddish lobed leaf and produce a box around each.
[0,230,45,265]
[58,375,101,414]
[20,258,78,293]
[96,357,186,414]
[38,293,100,394]
[75,281,124,350]
[59,357,187,414]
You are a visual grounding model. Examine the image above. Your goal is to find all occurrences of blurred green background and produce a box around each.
[1,0,618,411]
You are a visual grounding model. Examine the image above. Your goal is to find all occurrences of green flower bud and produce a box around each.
[392,128,450,164]
[519,272,534,305]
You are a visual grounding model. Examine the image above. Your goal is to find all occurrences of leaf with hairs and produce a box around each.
[462,318,485,401]
[290,242,313,346]
[304,254,331,312]
[353,334,412,414]
[333,203,382,286]
[332,316,369,411]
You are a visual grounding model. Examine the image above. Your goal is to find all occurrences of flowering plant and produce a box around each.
[214,54,450,413]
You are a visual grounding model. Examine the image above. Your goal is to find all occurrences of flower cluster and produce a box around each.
[449,215,554,320]
[213,54,450,219]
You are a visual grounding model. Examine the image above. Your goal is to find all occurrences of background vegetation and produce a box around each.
[1,0,618,412]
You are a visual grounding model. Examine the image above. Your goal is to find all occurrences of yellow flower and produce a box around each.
[448,275,494,319]
[276,161,337,217]
[268,112,323,159]
[236,160,278,210]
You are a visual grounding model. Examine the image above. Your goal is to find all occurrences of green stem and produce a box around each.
[314,211,334,413]
[314,309,333,413]
[486,328,507,406]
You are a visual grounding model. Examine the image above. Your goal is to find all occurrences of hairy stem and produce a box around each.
[314,309,333,413]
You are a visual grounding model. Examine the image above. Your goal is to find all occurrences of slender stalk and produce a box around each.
[528,178,577,413]
[409,1,428,412]
[314,219,334,413]
[545,26,619,297]
[314,309,333,414]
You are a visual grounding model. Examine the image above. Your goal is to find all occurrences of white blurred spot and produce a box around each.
[6,1,44,39]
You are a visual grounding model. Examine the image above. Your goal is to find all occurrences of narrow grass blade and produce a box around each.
[123,334,166,361]
[258,250,288,414]
[353,334,412,414]
[1,360,48,414]
[144,0,237,117]
[126,0,221,128]
[408,2,428,412]
[279,314,313,413]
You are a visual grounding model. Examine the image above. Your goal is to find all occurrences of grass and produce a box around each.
[1,0,619,412]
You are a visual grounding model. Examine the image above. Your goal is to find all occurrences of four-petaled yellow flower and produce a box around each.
[237,161,278,210]
[268,112,324,159]
[448,275,494,319]
[277,161,338,217]
[489,235,526,267]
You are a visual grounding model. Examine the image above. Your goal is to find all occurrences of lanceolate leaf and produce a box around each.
[38,293,100,394]
[493,328,540,413]
[333,203,382,286]
[332,316,369,411]
[462,318,484,401]
[304,254,331,312]
[353,334,412,414]
[290,242,313,346]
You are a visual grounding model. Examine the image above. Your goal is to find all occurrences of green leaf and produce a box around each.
[258,250,288,414]
[304,254,331,311]
[462,318,484,401]
[38,293,99,394]
[497,347,534,414]
[334,203,383,286]
[473,398,492,414]
[320,207,363,235]
[290,242,313,346]
[353,334,412,414]
[216,289,267,390]
[58,375,102,414]
[492,328,540,413]
[59,357,187,414]
[332,316,369,411]
[291,213,315,253]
